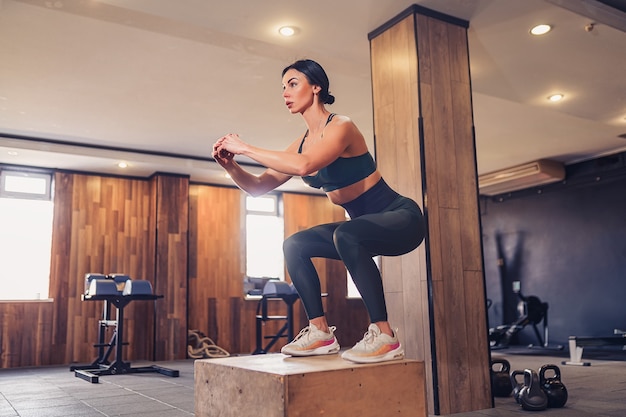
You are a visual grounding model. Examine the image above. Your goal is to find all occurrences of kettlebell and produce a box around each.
[518,369,548,411]
[539,364,568,408]
[510,369,525,404]
[490,359,513,397]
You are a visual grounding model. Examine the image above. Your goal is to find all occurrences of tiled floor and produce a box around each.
[1,349,625,416]
[0,360,194,417]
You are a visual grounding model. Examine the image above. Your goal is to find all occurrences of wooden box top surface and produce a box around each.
[196,353,422,376]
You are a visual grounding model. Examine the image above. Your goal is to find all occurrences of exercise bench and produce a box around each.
[69,274,179,383]
[562,330,626,366]
[250,286,300,355]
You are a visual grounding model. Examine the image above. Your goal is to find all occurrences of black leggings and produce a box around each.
[283,196,425,323]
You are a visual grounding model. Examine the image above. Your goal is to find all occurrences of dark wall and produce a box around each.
[480,153,626,347]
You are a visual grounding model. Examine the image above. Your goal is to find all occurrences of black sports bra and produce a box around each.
[298,114,377,192]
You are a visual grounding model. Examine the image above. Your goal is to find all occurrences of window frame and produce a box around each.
[244,193,285,281]
[0,166,54,301]
[0,168,53,201]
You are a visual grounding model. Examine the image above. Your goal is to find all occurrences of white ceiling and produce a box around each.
[1,0,625,194]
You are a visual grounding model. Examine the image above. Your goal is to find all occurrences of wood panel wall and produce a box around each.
[369,6,491,415]
[188,184,252,354]
[0,301,55,367]
[1,173,366,367]
[0,172,190,368]
[151,174,189,360]
[49,172,157,365]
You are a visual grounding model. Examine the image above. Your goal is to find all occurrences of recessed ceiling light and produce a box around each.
[530,24,552,36]
[278,26,297,37]
[548,94,564,102]
[7,151,18,156]
[118,162,128,168]
[45,1,63,8]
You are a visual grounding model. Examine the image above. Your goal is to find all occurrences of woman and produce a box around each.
[212,59,425,363]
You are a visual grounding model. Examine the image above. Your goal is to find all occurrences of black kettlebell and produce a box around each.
[518,368,548,411]
[510,369,525,404]
[490,359,513,397]
[539,364,568,408]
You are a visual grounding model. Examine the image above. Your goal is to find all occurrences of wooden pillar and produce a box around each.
[369,5,491,415]
[150,173,189,360]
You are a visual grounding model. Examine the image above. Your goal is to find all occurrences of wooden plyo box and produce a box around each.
[195,354,427,417]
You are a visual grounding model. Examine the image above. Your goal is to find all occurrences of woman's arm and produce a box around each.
[212,143,292,197]
[215,118,354,177]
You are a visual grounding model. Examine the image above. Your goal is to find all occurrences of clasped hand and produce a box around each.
[212,133,245,164]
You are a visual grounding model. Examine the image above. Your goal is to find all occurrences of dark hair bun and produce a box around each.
[283,59,336,105]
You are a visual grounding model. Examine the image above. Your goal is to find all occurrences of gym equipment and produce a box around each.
[70,273,179,383]
[562,330,626,366]
[122,279,153,295]
[251,281,321,355]
[251,291,300,355]
[84,273,106,294]
[518,369,548,411]
[85,273,154,296]
[88,279,118,296]
[490,359,513,397]
[489,286,563,351]
[187,329,230,359]
[195,354,427,417]
[539,364,568,408]
[510,369,525,404]
[263,280,297,296]
[244,276,276,296]
[108,273,131,291]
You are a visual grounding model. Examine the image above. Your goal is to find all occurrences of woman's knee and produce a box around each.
[283,232,304,259]
[283,228,320,259]
[333,222,360,254]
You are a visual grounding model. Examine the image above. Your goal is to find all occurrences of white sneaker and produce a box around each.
[341,323,404,363]
[281,323,340,356]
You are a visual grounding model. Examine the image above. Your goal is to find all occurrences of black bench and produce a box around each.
[562,332,626,366]
[70,276,179,383]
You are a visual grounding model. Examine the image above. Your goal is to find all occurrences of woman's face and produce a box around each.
[282,69,317,114]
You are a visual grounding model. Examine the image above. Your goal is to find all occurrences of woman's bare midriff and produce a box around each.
[325,171,382,205]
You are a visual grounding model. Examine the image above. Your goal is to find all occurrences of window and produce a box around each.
[0,169,54,300]
[346,256,380,299]
[244,198,375,296]
[343,208,378,299]
[245,194,284,280]
[347,272,361,298]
